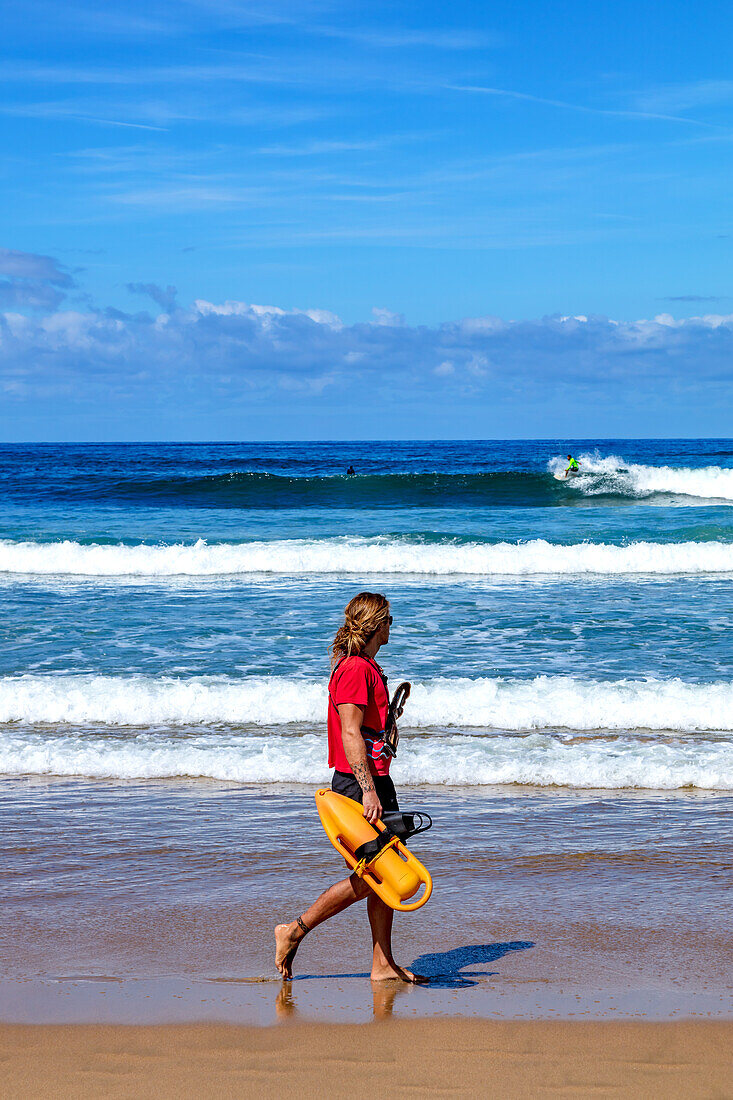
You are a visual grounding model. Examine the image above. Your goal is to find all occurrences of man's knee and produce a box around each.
[349,873,371,900]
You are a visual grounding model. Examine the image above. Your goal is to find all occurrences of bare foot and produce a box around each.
[370,962,428,984]
[274,923,302,979]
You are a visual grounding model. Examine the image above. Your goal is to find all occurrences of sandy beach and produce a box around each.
[3,778,731,1094]
[3,1019,732,1099]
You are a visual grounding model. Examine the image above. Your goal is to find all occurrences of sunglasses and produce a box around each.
[388,615,393,625]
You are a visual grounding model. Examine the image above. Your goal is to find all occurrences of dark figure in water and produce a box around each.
[346,465,356,476]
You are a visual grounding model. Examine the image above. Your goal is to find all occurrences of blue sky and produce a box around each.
[2,0,733,439]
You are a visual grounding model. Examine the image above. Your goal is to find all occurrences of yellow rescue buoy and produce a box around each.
[315,788,432,912]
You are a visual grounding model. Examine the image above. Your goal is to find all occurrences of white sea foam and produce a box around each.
[3,536,733,577]
[0,673,731,732]
[0,727,730,789]
[549,452,733,501]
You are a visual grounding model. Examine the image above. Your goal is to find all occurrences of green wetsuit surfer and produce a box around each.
[565,455,579,476]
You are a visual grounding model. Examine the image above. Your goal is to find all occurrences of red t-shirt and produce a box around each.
[327,654,391,776]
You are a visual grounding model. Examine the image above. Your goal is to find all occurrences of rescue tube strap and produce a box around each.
[354,811,434,868]
[353,833,400,876]
[353,830,401,867]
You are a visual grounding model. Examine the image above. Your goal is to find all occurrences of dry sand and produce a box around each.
[1,1018,731,1099]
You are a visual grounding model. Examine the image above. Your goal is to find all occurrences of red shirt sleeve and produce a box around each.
[331,657,370,709]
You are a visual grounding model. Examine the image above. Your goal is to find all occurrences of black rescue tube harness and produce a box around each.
[383,681,410,758]
[353,811,433,866]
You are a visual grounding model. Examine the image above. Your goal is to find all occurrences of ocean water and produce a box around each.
[2,439,733,1002]
[2,438,733,790]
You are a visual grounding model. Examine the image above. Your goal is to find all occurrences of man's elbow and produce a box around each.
[341,727,362,750]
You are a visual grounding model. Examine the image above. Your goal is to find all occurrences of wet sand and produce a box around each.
[2,1019,732,1099]
[3,779,732,1012]
[3,779,732,1094]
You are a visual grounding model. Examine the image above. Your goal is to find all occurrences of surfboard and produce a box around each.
[555,470,580,480]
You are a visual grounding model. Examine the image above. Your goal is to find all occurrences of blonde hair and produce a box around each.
[330,592,390,662]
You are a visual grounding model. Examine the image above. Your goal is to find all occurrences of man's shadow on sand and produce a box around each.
[289,941,534,988]
[409,941,534,988]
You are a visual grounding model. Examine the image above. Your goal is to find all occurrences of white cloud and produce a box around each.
[3,285,733,412]
[0,248,75,311]
[193,299,342,327]
[372,308,404,327]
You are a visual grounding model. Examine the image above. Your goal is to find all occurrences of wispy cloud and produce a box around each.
[315,26,497,50]
[255,138,384,157]
[0,101,169,130]
[255,130,434,157]
[0,248,72,283]
[161,0,490,50]
[661,294,730,303]
[2,0,180,38]
[448,84,718,128]
[108,183,266,207]
[127,281,178,311]
[1,60,296,86]
[18,98,329,130]
[61,144,198,173]
[72,116,169,131]
[634,80,733,114]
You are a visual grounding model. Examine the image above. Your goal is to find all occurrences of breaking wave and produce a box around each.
[2,673,731,788]
[4,536,733,577]
[0,672,731,731]
[0,727,730,789]
[549,453,733,501]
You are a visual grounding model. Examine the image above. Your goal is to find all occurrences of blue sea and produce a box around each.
[2,439,733,1013]
[2,438,733,789]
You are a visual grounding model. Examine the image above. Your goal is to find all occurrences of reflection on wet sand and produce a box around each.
[371,980,411,1019]
[275,982,296,1019]
[275,977,410,1020]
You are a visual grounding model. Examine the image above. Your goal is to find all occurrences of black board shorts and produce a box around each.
[331,769,399,812]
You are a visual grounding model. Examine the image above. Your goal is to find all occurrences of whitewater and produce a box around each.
[1,726,731,789]
[0,672,731,732]
[5,536,733,576]
[549,452,733,501]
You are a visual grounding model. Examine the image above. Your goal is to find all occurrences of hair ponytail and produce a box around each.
[330,592,390,664]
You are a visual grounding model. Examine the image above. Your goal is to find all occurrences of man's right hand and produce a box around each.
[362,788,383,824]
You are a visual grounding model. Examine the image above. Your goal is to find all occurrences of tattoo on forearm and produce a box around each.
[353,762,374,792]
